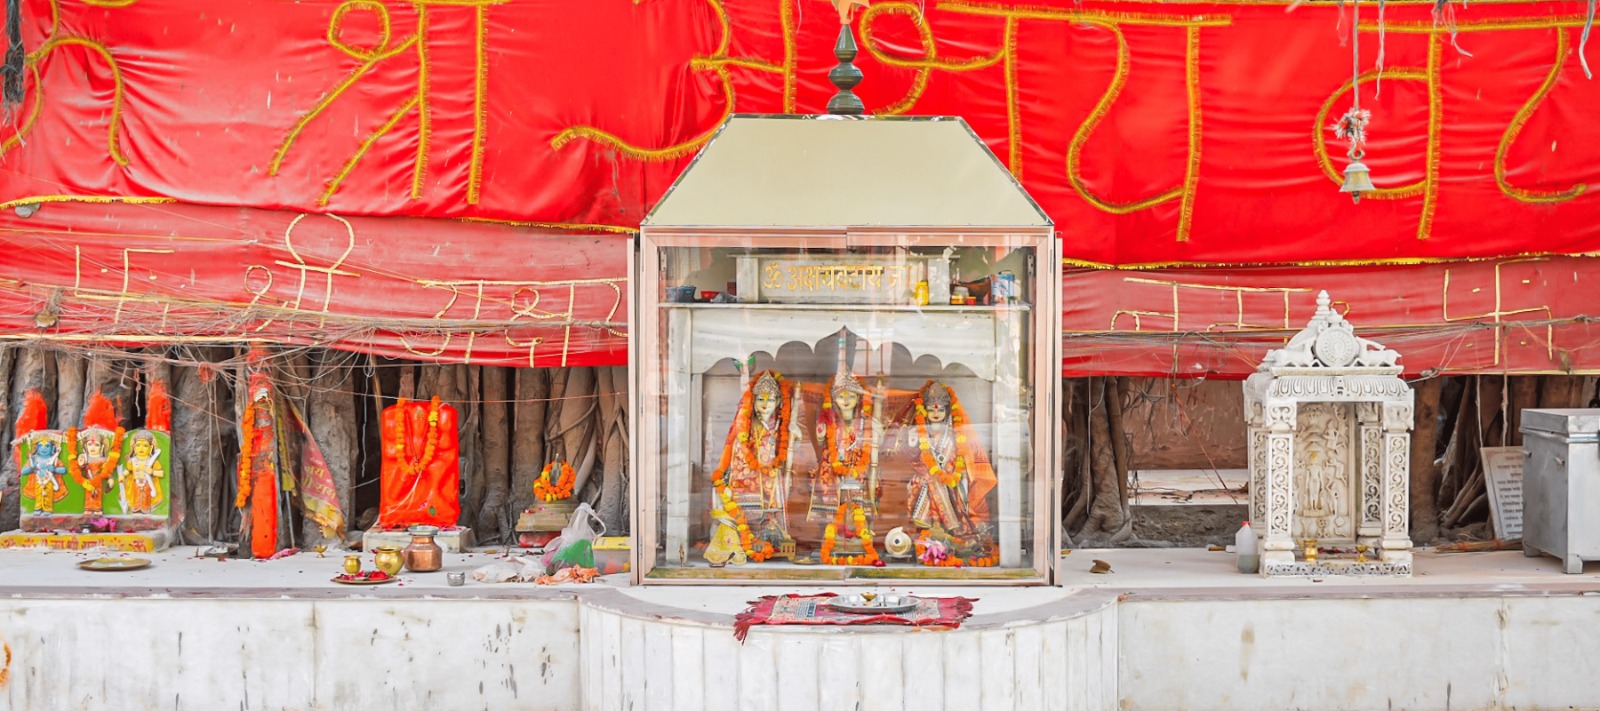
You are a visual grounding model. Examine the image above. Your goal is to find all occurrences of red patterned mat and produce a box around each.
[733,593,977,642]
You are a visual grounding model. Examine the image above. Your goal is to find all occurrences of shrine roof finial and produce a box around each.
[1260,291,1400,371]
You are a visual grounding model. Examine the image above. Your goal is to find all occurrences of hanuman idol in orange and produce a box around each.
[377,396,461,529]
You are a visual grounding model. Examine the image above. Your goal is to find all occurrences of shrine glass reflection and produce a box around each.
[634,237,1054,584]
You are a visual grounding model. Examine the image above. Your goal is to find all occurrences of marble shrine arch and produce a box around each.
[1244,291,1415,577]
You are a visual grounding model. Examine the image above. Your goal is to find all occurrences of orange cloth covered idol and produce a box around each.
[377,397,461,529]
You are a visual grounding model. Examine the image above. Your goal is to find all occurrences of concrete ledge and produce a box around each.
[3,549,1600,710]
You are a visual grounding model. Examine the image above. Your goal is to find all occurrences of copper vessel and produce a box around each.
[403,525,444,572]
[373,546,404,576]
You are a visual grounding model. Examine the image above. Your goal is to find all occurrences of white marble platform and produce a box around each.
[2,547,1600,710]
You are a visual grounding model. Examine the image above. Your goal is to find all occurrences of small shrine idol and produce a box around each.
[709,370,797,561]
[377,396,461,529]
[69,427,121,516]
[19,432,68,515]
[115,430,168,515]
[812,361,884,565]
[904,380,997,538]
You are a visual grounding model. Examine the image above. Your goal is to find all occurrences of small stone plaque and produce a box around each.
[1481,446,1524,540]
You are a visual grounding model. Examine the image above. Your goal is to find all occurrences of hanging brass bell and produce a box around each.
[1341,157,1374,203]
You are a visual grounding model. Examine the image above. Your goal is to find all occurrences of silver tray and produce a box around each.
[827,593,918,615]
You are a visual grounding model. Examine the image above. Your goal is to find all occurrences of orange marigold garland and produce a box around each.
[912,390,974,489]
[235,399,257,509]
[707,373,795,564]
[820,393,873,482]
[534,459,576,502]
[819,502,881,566]
[66,426,125,495]
[913,529,998,568]
[733,378,793,480]
[398,396,444,477]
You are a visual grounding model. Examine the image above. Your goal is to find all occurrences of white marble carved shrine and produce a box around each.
[1244,291,1414,577]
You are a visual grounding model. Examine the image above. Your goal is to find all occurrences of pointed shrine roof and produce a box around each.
[642,114,1051,229]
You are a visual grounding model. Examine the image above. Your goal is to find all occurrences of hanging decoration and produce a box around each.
[1337,0,1375,203]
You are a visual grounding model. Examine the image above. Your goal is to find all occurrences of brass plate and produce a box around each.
[77,557,152,571]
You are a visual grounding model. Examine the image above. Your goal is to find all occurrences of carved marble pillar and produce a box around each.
[1260,401,1298,573]
[1247,402,1266,529]
[1380,399,1414,567]
[1356,402,1383,545]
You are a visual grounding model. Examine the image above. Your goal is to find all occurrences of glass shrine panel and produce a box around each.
[641,240,1046,582]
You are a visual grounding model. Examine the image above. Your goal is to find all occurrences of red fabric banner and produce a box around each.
[2,0,1600,266]
[0,202,628,368]
[1062,256,1600,377]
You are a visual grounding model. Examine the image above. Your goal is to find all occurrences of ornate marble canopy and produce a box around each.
[1244,291,1415,577]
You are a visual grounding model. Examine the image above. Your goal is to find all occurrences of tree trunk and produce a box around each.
[594,365,630,535]
[549,368,599,497]
[0,346,14,529]
[172,349,229,544]
[56,351,86,429]
[1408,377,1443,543]
[1083,378,1127,537]
[303,351,358,547]
[3,347,58,532]
[1062,380,1091,532]
[1508,375,1539,447]
[84,352,135,431]
[478,366,511,540]
[458,365,485,531]
[509,368,549,515]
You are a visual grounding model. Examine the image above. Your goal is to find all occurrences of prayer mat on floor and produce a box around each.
[732,593,976,642]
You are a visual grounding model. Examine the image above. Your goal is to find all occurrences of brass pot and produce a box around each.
[403,525,444,573]
[342,554,362,575]
[373,546,404,576]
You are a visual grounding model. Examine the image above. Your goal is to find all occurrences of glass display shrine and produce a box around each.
[630,114,1060,584]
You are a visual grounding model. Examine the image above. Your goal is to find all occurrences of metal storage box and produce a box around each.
[1520,408,1600,574]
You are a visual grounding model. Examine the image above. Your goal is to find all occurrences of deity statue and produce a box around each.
[710,370,796,552]
[377,396,462,529]
[19,433,68,514]
[811,366,880,520]
[904,381,998,538]
[70,427,121,516]
[117,431,167,514]
[810,362,887,565]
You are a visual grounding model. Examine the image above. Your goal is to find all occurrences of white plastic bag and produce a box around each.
[561,502,606,544]
[541,503,606,572]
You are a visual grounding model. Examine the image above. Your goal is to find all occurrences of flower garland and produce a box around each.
[66,426,125,495]
[913,529,997,568]
[735,380,792,480]
[820,392,873,481]
[912,389,972,489]
[707,373,792,564]
[235,399,257,509]
[534,459,576,502]
[710,484,774,562]
[820,502,881,566]
[399,396,444,478]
